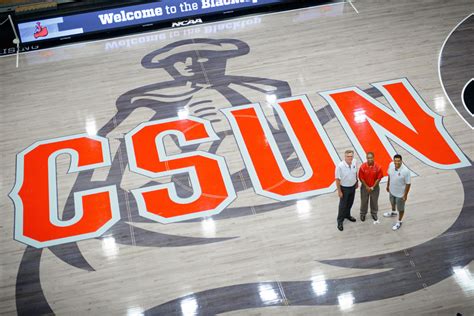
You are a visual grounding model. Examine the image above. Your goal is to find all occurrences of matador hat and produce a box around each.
[141,38,250,69]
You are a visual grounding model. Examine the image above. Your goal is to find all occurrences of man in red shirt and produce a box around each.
[358,152,384,221]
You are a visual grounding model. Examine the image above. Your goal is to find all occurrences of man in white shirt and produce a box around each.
[335,149,359,231]
[384,154,411,230]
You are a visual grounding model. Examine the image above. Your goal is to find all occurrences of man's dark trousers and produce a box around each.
[338,184,356,224]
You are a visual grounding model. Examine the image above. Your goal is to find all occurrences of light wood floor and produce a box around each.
[1,0,473,315]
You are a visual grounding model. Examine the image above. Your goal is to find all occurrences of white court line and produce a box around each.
[7,14,20,68]
[346,0,359,14]
[0,1,348,60]
[438,13,473,130]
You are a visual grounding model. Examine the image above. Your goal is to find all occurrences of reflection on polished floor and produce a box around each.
[1,0,474,315]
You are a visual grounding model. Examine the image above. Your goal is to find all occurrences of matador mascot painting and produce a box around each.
[113,37,291,155]
[15,38,293,314]
[45,38,293,267]
[109,37,293,218]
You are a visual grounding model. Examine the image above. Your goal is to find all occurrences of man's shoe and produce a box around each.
[392,222,402,231]
[337,224,343,231]
[360,214,366,222]
[383,211,398,217]
[372,214,378,221]
[346,216,356,222]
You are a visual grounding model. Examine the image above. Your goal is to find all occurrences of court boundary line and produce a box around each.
[346,0,359,14]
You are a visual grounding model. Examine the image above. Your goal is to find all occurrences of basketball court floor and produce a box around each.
[1,0,473,314]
